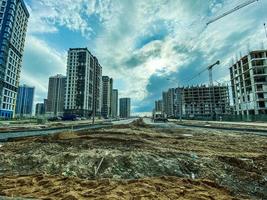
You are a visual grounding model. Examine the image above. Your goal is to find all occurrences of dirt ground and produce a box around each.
[0,175,242,200]
[0,119,266,199]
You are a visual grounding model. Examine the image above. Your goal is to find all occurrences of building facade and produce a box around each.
[101,76,113,118]
[111,89,118,118]
[0,0,29,118]
[154,100,163,112]
[46,74,66,117]
[162,88,175,117]
[35,103,45,117]
[64,48,102,118]
[162,85,230,119]
[92,57,102,117]
[230,50,267,116]
[119,98,131,118]
[182,85,230,119]
[15,85,34,117]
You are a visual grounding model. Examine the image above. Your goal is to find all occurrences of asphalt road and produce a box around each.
[143,118,184,129]
[144,118,267,136]
[0,118,138,142]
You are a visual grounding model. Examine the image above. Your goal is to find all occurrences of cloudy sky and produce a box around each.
[22,0,267,114]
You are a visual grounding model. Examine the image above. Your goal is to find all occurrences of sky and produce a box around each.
[21,0,267,115]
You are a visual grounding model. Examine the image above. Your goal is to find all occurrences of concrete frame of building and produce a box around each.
[230,50,267,116]
[0,0,29,119]
[163,85,231,120]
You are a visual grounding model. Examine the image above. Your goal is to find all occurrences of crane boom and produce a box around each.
[207,0,259,25]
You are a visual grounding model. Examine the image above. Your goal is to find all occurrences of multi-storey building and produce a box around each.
[119,98,131,118]
[154,100,163,112]
[15,84,34,117]
[111,89,118,118]
[162,85,230,119]
[0,0,29,118]
[101,76,113,118]
[182,85,230,119]
[46,74,66,117]
[92,57,102,116]
[162,88,175,117]
[64,48,102,118]
[35,103,45,117]
[230,50,267,116]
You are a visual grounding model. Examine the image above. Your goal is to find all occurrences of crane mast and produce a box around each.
[208,60,220,86]
[207,0,259,25]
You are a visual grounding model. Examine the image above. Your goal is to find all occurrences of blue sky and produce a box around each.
[21,0,267,115]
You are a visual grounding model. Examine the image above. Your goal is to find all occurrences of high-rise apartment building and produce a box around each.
[64,48,102,118]
[0,0,29,118]
[35,103,45,117]
[46,74,66,117]
[15,85,34,117]
[162,89,175,117]
[101,76,113,118]
[154,100,163,112]
[111,89,118,118]
[230,50,267,116]
[119,98,131,118]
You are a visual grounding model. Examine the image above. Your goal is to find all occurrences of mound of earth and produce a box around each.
[0,175,245,200]
[0,119,266,199]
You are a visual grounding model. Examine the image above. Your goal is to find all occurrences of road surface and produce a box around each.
[0,118,137,142]
[143,118,184,129]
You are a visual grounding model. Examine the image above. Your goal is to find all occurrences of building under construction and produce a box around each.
[230,50,267,116]
[181,85,231,120]
[162,85,231,120]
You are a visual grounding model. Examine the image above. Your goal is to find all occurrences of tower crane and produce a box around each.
[207,60,220,85]
[207,0,259,25]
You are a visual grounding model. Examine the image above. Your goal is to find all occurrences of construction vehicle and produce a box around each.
[153,111,168,123]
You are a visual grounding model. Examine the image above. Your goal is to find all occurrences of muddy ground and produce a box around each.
[0,119,266,199]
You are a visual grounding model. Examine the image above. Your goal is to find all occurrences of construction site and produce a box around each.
[0,0,266,200]
[0,119,266,199]
[183,85,230,120]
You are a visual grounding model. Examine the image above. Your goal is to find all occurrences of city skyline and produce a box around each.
[18,0,267,115]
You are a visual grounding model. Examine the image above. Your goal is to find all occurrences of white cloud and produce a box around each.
[21,35,66,103]
[22,0,267,112]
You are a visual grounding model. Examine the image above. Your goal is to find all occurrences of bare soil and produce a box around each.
[0,175,242,200]
[0,119,266,199]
